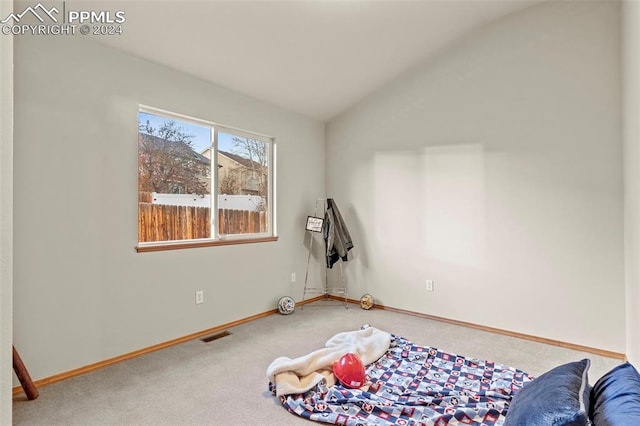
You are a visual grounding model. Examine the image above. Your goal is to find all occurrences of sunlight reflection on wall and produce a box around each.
[423,144,485,267]
[373,144,485,268]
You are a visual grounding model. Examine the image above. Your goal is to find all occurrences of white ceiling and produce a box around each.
[95,0,542,121]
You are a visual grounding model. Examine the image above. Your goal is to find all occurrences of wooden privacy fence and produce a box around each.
[138,203,266,242]
[219,208,267,235]
[138,203,210,242]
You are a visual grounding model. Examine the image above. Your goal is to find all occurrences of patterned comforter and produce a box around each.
[269,333,533,426]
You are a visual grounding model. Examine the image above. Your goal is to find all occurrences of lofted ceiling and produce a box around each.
[94,0,543,121]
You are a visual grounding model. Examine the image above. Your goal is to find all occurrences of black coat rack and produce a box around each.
[302,198,348,308]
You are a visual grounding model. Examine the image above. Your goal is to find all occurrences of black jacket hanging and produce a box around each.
[323,198,354,269]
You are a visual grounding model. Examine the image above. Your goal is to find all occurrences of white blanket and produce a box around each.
[266,326,391,397]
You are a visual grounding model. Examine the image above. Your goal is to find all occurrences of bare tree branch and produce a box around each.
[138,120,210,195]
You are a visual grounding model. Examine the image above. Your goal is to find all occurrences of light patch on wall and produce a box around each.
[422,144,485,267]
[373,151,423,254]
[371,151,425,290]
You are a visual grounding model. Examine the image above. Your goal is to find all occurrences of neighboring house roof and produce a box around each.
[140,133,210,165]
[218,150,264,171]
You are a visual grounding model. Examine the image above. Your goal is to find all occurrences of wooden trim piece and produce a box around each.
[297,295,327,305]
[136,236,278,253]
[327,295,627,361]
[12,295,324,396]
[13,346,38,400]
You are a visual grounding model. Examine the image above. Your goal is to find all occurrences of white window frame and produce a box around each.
[136,105,277,252]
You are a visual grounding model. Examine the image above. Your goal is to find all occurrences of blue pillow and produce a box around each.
[591,362,640,425]
[504,359,591,426]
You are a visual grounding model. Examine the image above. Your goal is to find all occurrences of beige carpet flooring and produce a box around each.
[13,299,623,425]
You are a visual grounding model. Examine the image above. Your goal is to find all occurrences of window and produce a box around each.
[137,106,276,251]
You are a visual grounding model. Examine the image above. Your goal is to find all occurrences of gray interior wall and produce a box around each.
[1,0,14,420]
[12,35,326,382]
[624,0,640,366]
[326,1,625,353]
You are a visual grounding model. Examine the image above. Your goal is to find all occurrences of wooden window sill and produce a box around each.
[136,236,278,253]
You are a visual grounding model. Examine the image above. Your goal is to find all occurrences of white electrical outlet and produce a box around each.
[425,280,434,291]
[195,290,204,304]
[291,272,297,283]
